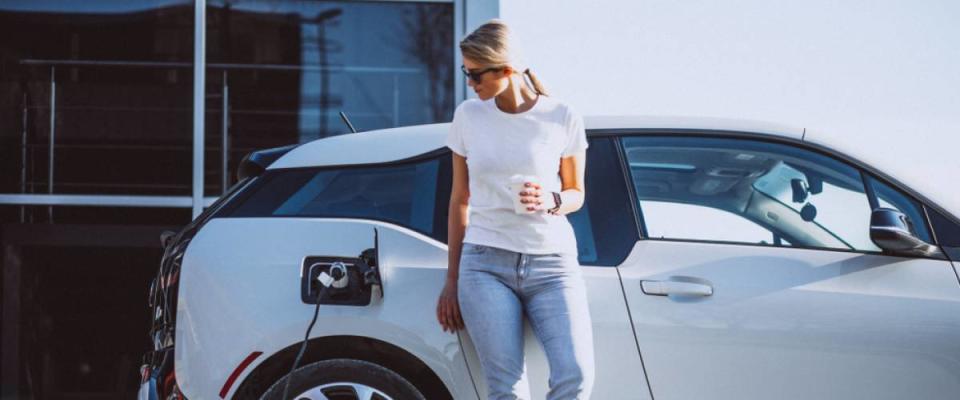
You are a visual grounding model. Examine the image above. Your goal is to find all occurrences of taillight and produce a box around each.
[140,364,151,383]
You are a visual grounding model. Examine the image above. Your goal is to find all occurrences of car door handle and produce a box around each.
[640,280,713,297]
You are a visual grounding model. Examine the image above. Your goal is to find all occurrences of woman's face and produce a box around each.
[462,57,510,101]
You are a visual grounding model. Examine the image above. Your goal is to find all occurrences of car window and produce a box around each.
[621,136,878,252]
[640,201,786,245]
[223,138,637,266]
[226,156,447,242]
[865,175,933,243]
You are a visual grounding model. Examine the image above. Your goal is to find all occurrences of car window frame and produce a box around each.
[607,129,949,260]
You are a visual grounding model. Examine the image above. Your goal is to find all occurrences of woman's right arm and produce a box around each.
[437,152,469,332]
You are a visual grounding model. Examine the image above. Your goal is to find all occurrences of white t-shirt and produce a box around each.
[445,95,589,256]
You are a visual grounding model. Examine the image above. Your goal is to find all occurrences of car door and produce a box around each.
[457,136,653,399]
[614,134,960,400]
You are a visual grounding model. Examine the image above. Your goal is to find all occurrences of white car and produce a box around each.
[139,116,960,400]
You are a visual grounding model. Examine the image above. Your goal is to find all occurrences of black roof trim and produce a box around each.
[237,144,300,180]
[267,147,451,173]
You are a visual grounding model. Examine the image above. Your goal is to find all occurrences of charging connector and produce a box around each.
[300,256,376,306]
[281,266,338,400]
[282,248,382,399]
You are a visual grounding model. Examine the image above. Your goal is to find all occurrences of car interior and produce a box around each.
[624,141,871,250]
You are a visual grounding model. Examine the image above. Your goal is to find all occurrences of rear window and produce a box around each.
[224,154,451,242]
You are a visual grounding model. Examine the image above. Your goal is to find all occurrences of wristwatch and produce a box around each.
[546,191,562,215]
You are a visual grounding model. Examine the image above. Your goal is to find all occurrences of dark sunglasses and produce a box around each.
[461,65,502,83]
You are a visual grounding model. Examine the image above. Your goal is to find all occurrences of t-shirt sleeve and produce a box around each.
[445,105,467,157]
[562,108,588,157]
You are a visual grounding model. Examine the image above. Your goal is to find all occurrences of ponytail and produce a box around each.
[523,68,548,96]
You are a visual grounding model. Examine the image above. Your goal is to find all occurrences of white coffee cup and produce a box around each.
[509,174,539,214]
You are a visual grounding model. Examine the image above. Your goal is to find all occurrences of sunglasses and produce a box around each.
[461,65,502,83]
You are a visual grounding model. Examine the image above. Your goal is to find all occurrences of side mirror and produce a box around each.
[869,208,940,257]
[160,230,177,249]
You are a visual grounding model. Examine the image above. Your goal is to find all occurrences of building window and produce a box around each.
[205,0,455,194]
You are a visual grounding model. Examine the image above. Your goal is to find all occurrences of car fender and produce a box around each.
[173,218,476,399]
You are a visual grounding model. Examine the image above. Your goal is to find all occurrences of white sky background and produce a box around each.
[499,0,960,215]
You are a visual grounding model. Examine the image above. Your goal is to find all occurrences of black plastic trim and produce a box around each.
[237,144,300,180]
[267,147,450,173]
[613,137,647,239]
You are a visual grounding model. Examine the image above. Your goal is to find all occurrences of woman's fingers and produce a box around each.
[438,293,463,332]
[526,197,544,210]
[438,283,462,332]
[519,186,542,208]
[445,307,454,332]
[441,296,463,332]
[440,297,453,332]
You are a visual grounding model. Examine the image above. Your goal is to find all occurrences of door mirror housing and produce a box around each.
[870,208,941,257]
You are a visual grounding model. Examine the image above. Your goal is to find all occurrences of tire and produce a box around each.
[260,358,426,400]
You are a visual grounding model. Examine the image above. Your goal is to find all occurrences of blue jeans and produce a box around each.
[457,242,595,400]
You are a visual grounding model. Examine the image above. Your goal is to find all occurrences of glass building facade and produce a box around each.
[0,0,480,397]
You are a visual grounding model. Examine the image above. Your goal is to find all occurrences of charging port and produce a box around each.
[300,255,376,306]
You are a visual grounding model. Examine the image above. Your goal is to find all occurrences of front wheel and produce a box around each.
[261,358,425,400]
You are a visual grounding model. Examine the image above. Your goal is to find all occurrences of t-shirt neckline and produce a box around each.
[488,94,543,117]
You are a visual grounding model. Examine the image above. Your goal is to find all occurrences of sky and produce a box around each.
[500,0,960,215]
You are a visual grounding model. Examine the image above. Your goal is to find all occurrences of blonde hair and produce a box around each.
[459,19,548,96]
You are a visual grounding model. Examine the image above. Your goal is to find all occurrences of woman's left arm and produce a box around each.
[519,151,586,215]
[553,150,586,215]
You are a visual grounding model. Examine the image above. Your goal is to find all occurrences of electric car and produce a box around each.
[140,116,960,400]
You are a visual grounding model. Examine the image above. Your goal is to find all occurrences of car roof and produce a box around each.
[267,115,805,170]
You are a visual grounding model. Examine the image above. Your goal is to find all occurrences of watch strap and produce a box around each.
[547,191,562,215]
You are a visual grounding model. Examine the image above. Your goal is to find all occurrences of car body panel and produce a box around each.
[618,239,960,400]
[174,218,478,399]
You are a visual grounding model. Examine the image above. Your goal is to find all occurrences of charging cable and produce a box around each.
[281,265,347,400]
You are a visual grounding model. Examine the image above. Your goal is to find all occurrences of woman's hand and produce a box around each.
[519,181,546,212]
[437,280,464,332]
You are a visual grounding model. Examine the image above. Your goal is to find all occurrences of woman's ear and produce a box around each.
[500,65,514,77]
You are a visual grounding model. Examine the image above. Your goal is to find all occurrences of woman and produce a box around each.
[436,19,594,400]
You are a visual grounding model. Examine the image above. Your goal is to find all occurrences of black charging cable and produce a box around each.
[280,266,345,400]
